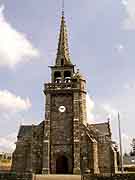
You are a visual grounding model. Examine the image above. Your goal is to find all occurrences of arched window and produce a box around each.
[54,71,61,78]
[64,71,71,78]
[54,71,61,83]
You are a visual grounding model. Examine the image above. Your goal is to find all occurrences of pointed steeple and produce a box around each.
[55,6,72,66]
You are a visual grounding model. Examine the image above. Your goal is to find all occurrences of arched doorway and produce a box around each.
[56,155,69,174]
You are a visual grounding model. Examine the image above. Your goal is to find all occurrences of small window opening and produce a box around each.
[64,71,71,78]
[64,71,71,83]
[54,71,61,83]
[61,59,64,66]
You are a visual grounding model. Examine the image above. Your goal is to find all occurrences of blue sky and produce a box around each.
[0,0,135,153]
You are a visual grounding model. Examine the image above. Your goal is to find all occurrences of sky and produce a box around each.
[0,0,135,153]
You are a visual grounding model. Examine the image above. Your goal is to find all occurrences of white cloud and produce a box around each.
[122,0,135,30]
[0,90,31,152]
[0,90,31,113]
[122,133,132,153]
[93,102,118,122]
[0,5,39,68]
[0,133,17,152]
[86,94,95,124]
[121,0,128,6]
[101,104,118,119]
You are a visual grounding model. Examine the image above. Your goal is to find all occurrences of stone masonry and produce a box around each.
[11,10,119,175]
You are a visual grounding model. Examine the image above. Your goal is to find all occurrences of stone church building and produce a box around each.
[11,10,118,175]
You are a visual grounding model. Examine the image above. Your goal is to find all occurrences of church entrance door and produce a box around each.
[56,155,69,174]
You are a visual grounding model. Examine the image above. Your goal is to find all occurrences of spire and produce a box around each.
[55,2,72,66]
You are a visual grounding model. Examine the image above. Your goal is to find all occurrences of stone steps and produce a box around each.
[33,175,81,180]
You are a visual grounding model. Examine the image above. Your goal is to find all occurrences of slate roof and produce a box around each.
[17,121,44,138]
[88,122,111,136]
[18,125,32,138]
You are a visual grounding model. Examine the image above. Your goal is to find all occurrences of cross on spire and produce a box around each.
[62,0,64,15]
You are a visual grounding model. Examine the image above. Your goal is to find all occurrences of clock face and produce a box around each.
[58,106,66,113]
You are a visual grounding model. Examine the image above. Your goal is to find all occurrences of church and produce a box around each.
[11,9,118,175]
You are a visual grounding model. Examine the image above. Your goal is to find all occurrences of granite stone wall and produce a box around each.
[83,174,135,180]
[1,173,135,180]
[0,172,32,180]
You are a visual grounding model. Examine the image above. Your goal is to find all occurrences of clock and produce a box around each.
[58,106,66,113]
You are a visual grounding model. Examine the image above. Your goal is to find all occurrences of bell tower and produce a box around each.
[42,8,87,174]
[51,8,74,84]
